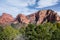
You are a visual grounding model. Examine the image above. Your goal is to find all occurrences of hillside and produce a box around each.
[0,9,60,25]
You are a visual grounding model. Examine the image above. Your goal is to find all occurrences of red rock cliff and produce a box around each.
[0,9,60,25]
[0,13,14,24]
[16,14,30,24]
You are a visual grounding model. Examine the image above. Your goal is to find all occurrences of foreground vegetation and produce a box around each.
[0,22,60,40]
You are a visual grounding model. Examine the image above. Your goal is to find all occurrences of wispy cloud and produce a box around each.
[6,0,36,7]
[0,4,20,17]
[6,0,27,7]
[36,0,59,8]
[0,0,36,17]
[0,0,60,17]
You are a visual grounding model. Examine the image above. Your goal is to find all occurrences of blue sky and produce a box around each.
[0,0,60,17]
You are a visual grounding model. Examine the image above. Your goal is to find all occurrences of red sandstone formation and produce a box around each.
[26,9,60,24]
[16,14,30,24]
[15,9,60,24]
[0,9,60,25]
[0,13,14,24]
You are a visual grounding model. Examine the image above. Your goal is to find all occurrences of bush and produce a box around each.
[20,23,60,40]
[0,25,20,40]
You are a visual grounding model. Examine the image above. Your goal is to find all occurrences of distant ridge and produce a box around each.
[0,9,60,25]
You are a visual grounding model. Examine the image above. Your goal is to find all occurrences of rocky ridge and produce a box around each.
[0,13,14,24]
[0,9,60,25]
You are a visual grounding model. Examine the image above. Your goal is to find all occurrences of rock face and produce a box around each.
[0,9,60,25]
[16,14,30,24]
[36,10,60,24]
[0,13,14,24]
[16,9,60,24]
[27,13,36,24]
[28,10,58,24]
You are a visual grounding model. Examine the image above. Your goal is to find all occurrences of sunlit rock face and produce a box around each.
[0,9,60,25]
[35,10,57,24]
[13,9,60,25]
[26,9,60,24]
[16,14,30,24]
[0,13,14,24]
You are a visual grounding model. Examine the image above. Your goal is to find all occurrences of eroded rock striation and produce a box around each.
[0,9,60,25]
[16,14,30,24]
[0,13,14,24]
[16,9,60,24]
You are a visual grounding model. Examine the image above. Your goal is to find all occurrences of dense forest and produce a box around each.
[0,22,60,40]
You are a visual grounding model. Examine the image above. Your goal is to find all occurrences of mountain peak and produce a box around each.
[0,10,60,25]
[0,13,14,24]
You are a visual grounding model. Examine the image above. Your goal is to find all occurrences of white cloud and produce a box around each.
[0,5,20,17]
[6,0,27,7]
[16,7,38,15]
[0,0,36,17]
[0,0,59,17]
[37,0,59,8]
[6,0,36,7]
[0,6,37,17]
[27,0,36,6]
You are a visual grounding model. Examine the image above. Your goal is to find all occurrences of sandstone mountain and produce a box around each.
[0,13,14,24]
[16,14,30,24]
[0,9,60,25]
[16,9,60,25]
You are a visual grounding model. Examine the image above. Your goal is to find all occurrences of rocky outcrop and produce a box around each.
[0,9,60,25]
[36,10,57,24]
[16,14,30,24]
[26,9,60,24]
[15,9,60,25]
[0,13,14,24]
[27,13,36,24]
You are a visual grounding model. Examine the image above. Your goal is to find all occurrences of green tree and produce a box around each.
[0,25,20,40]
[21,23,60,40]
[51,23,60,40]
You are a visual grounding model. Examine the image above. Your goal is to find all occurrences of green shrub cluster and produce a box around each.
[0,22,60,40]
[20,22,60,40]
[0,25,20,40]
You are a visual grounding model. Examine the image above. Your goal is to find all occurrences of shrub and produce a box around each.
[21,23,60,40]
[0,25,20,40]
